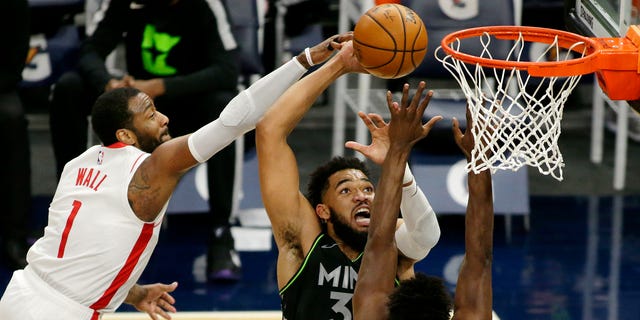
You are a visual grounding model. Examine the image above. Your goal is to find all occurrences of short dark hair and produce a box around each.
[91,87,140,146]
[388,273,453,320]
[305,156,371,208]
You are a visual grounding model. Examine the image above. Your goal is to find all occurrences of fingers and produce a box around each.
[155,307,172,320]
[465,104,473,131]
[332,32,354,44]
[400,83,409,109]
[385,90,394,113]
[166,282,178,293]
[159,297,177,313]
[344,141,365,153]
[153,294,177,320]
[386,91,401,114]
[417,89,433,116]
[423,115,443,132]
[319,32,353,51]
[162,292,176,305]
[368,113,387,128]
[409,81,426,110]
[357,111,376,130]
[452,117,463,145]
[329,32,354,48]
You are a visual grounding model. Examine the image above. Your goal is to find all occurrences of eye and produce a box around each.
[149,112,156,120]
[363,186,374,193]
[339,188,350,194]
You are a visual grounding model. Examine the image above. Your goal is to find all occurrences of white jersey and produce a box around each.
[25,142,166,315]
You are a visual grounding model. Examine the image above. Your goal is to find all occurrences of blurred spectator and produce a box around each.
[48,0,242,281]
[0,0,31,270]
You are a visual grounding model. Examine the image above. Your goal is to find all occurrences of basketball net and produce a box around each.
[435,32,588,181]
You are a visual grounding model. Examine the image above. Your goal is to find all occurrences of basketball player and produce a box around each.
[353,101,495,320]
[0,32,352,320]
[255,41,442,319]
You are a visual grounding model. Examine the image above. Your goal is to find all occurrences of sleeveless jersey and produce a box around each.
[26,142,166,314]
[279,234,363,320]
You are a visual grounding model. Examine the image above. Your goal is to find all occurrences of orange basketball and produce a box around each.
[353,4,428,79]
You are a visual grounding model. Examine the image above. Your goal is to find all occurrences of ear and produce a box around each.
[316,203,330,222]
[115,128,137,145]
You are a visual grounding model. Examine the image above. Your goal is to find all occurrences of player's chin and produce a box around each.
[354,221,370,230]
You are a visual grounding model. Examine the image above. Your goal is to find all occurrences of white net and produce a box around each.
[435,31,588,181]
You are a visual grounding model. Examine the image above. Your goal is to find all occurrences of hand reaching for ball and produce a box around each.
[335,40,369,74]
[303,32,355,68]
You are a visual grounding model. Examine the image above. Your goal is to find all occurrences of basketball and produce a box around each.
[353,4,428,79]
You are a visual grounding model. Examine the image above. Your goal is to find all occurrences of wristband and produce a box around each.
[304,47,315,67]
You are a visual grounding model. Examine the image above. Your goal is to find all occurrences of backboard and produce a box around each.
[566,0,639,37]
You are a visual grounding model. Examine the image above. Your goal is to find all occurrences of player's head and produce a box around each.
[92,87,171,153]
[306,156,373,251]
[388,273,453,320]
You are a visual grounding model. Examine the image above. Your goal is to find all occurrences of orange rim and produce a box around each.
[439,25,602,77]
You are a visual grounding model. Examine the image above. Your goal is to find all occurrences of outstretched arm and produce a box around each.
[346,92,441,263]
[129,34,349,222]
[451,108,494,320]
[255,35,366,288]
[353,82,442,320]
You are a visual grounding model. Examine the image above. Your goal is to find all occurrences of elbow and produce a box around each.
[395,223,441,261]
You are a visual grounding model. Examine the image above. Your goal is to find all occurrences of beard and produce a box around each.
[329,208,367,252]
[134,129,170,153]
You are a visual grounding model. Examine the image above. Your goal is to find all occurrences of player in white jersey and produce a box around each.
[0,32,357,320]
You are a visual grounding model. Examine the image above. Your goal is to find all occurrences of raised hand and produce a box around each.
[452,106,474,161]
[345,112,389,165]
[387,82,442,149]
[306,32,353,66]
[335,40,368,74]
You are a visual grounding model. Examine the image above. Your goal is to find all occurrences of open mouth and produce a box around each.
[354,207,371,227]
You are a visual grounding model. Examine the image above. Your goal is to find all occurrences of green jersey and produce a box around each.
[279,233,363,320]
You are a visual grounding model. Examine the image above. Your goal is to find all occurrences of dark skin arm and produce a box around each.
[353,82,442,320]
[451,108,494,320]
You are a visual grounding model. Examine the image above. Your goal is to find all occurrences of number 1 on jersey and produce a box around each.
[57,200,82,258]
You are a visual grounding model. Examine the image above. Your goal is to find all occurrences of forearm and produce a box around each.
[395,165,440,260]
[368,147,411,242]
[258,53,346,138]
[465,169,494,260]
[188,57,307,162]
[358,146,409,302]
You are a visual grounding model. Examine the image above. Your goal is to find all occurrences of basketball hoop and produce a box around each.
[435,25,640,181]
